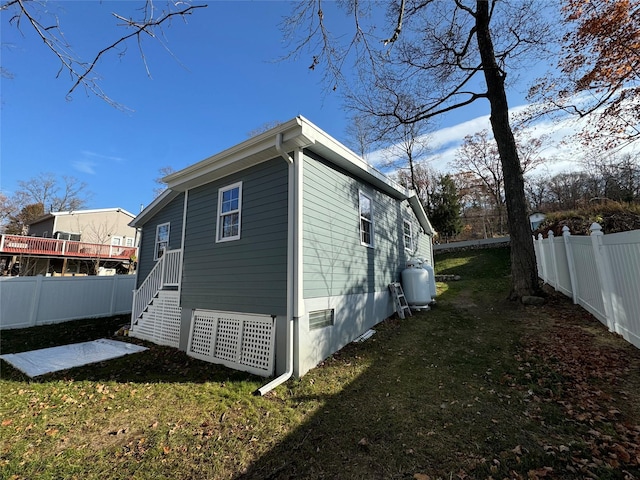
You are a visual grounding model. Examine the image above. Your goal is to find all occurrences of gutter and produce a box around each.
[256,134,300,395]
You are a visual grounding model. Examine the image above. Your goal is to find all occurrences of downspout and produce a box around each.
[256,133,297,395]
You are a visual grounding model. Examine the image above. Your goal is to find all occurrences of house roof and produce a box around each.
[30,208,137,226]
[131,116,434,235]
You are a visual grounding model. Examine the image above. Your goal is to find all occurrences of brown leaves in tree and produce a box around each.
[529,0,640,151]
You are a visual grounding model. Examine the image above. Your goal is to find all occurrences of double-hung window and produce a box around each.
[403,220,414,252]
[217,182,242,242]
[359,191,374,247]
[155,223,170,260]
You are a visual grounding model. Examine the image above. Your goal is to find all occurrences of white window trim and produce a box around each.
[154,222,170,261]
[216,181,243,243]
[359,191,374,248]
[403,219,414,252]
[125,237,135,247]
[111,236,123,246]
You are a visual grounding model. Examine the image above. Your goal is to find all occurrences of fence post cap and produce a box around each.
[590,222,603,234]
[547,230,555,238]
[562,226,570,235]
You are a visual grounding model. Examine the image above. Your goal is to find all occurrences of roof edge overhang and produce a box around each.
[133,116,427,229]
[407,194,435,236]
[129,189,181,228]
[163,117,315,192]
[162,116,410,199]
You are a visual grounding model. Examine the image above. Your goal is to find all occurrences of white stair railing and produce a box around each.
[131,249,182,324]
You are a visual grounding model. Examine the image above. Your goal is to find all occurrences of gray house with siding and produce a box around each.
[129,116,434,393]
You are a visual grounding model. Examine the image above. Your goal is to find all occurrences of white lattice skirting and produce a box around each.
[187,309,276,377]
[130,291,181,348]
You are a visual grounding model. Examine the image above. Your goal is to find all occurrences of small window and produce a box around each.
[403,220,414,252]
[155,223,170,260]
[55,231,81,241]
[359,192,373,247]
[217,182,242,242]
[125,237,135,247]
[111,236,122,246]
[309,309,334,330]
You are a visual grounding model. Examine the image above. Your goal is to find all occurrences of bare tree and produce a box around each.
[247,120,284,138]
[2,1,207,107]
[452,128,546,234]
[0,192,16,232]
[396,162,438,212]
[81,219,118,275]
[452,130,506,233]
[14,173,90,213]
[454,170,499,239]
[153,165,176,198]
[524,173,551,212]
[380,121,432,193]
[582,152,640,203]
[345,115,379,160]
[284,1,552,299]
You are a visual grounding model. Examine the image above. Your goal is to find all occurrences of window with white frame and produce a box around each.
[217,182,242,242]
[125,237,135,247]
[403,220,414,252]
[155,223,170,260]
[111,236,122,246]
[359,191,373,247]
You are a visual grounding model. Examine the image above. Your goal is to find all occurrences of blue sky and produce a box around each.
[2,0,549,215]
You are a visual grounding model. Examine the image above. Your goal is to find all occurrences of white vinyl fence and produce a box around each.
[533,223,640,349]
[0,275,136,330]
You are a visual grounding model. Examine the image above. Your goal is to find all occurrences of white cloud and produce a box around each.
[80,150,125,163]
[72,150,126,175]
[368,102,638,178]
[72,160,98,175]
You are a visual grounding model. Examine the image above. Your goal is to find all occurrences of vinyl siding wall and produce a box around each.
[297,152,432,376]
[136,194,185,288]
[302,152,430,299]
[180,158,288,316]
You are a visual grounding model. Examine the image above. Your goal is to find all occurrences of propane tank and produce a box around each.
[401,258,431,308]
[416,258,437,301]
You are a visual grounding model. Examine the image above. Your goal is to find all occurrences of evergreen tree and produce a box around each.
[5,203,45,235]
[429,175,463,241]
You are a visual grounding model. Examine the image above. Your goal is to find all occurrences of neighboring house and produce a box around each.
[28,208,138,246]
[129,117,435,391]
[529,212,546,232]
[0,208,138,276]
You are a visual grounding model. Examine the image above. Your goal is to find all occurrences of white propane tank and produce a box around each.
[417,259,437,301]
[401,258,431,308]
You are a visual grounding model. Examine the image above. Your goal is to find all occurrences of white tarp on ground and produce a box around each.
[0,339,147,377]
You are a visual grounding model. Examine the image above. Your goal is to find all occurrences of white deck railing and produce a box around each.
[131,249,182,323]
[533,224,640,349]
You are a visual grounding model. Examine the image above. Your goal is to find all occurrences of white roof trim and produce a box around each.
[407,194,435,236]
[129,189,180,228]
[30,207,137,226]
[133,116,432,233]
[162,116,409,199]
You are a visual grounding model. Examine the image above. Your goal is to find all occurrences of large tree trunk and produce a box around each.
[475,1,541,300]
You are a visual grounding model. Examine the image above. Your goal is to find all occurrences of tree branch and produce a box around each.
[382,0,405,45]
[9,1,207,108]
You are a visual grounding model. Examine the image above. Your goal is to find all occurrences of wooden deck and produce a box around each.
[0,234,137,260]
